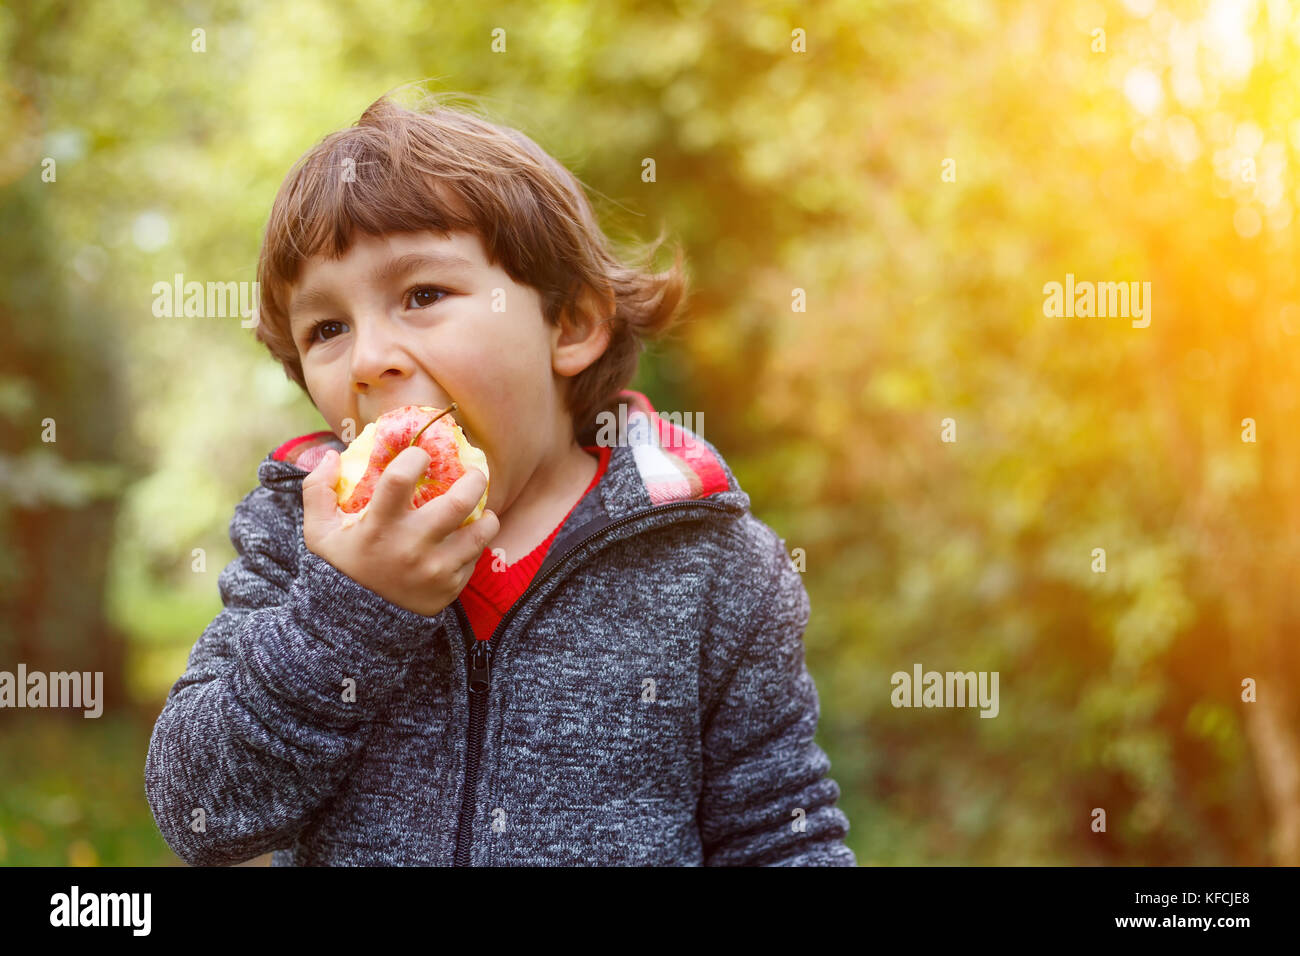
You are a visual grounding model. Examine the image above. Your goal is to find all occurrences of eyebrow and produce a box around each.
[289,252,476,317]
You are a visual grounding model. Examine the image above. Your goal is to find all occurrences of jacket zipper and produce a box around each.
[449,497,736,866]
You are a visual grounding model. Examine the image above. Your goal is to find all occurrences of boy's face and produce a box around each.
[287,229,599,515]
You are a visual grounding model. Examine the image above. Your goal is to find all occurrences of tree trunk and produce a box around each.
[1242,675,1300,864]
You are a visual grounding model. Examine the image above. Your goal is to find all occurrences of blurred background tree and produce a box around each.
[1,0,1296,865]
[0,85,129,715]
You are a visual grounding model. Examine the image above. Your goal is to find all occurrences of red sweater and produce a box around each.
[459,445,610,642]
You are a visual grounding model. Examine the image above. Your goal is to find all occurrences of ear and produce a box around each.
[551,283,614,379]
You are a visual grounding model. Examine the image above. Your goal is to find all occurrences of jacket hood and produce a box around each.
[255,389,752,522]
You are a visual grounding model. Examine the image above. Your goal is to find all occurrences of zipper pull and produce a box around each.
[469,638,491,694]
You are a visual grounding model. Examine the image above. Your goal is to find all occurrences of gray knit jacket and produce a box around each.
[144,391,855,866]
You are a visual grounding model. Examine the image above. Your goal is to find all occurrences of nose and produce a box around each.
[348,311,410,394]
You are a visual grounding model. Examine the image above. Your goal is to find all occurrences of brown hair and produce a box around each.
[254,90,688,442]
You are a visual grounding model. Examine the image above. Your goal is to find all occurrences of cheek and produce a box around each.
[453,310,546,382]
[301,361,347,431]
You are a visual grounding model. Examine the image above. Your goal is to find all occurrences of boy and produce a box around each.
[144,93,855,866]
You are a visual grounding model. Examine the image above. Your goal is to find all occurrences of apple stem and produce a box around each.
[409,402,458,447]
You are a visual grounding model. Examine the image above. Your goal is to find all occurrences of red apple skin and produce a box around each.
[333,405,489,522]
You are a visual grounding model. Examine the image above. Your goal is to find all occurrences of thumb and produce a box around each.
[302,449,342,543]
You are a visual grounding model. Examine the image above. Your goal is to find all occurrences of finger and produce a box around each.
[365,446,433,522]
[413,467,488,541]
[301,449,342,545]
[438,507,500,568]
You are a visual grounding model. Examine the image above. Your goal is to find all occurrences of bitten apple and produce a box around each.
[333,404,489,525]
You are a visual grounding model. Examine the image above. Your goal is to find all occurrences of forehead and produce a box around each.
[305,229,486,273]
[289,230,490,310]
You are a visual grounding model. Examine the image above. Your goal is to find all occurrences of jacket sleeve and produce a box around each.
[698,525,856,866]
[144,483,446,866]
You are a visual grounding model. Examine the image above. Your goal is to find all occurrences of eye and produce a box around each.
[406,285,451,309]
[307,320,347,344]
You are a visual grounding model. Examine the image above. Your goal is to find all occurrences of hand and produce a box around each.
[301,447,500,618]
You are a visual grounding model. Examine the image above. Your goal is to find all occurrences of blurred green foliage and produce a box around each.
[0,714,178,866]
[2,0,1298,865]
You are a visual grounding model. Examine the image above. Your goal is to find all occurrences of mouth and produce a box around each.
[363,401,453,424]
[363,401,480,449]
[459,422,486,452]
